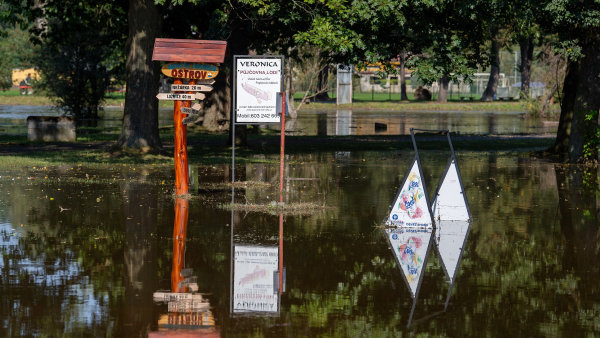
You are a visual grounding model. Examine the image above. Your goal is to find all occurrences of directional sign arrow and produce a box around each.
[182,115,201,125]
[195,92,206,101]
[181,107,200,115]
[156,93,194,100]
[171,84,214,92]
[196,79,215,85]
[192,103,202,111]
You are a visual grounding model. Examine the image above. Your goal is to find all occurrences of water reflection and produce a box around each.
[436,221,471,310]
[151,198,217,335]
[229,190,285,317]
[289,110,558,136]
[0,153,598,335]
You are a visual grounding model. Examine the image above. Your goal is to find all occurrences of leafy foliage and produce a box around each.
[4,0,127,118]
[0,25,37,90]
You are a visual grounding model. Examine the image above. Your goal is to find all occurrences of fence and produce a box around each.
[293,50,545,102]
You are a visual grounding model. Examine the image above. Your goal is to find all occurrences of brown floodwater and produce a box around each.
[0,148,598,336]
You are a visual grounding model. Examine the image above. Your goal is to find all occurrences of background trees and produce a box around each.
[1,0,598,162]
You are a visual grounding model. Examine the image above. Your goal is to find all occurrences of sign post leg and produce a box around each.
[279,92,286,204]
[174,78,190,195]
[278,92,285,294]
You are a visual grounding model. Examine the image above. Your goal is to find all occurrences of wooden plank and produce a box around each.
[153,54,225,63]
[181,107,200,115]
[171,84,213,92]
[153,291,203,302]
[161,63,219,79]
[154,46,226,54]
[182,115,201,125]
[195,93,206,101]
[156,93,194,100]
[152,38,227,63]
[154,38,227,46]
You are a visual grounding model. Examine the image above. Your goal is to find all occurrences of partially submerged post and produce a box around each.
[152,38,227,195]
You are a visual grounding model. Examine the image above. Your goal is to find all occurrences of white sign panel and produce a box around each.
[386,227,433,299]
[235,57,282,124]
[171,84,213,92]
[156,93,195,101]
[388,158,433,228]
[432,159,470,222]
[233,245,279,313]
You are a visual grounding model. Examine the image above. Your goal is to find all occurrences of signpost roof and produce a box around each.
[152,38,228,63]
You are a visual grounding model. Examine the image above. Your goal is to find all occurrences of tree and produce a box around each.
[403,1,484,103]
[540,0,600,163]
[479,1,512,102]
[22,0,126,119]
[0,25,38,90]
[117,0,163,151]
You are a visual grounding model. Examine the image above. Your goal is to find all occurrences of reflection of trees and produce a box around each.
[0,166,171,336]
[117,181,159,337]
[1,154,599,335]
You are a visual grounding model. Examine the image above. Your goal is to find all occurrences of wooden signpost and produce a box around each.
[152,38,227,195]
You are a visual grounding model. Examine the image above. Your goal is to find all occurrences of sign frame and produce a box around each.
[233,55,285,125]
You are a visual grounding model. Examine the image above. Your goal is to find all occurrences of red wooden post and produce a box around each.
[173,79,189,195]
[278,92,285,294]
[279,212,283,294]
[279,92,286,203]
[152,38,227,195]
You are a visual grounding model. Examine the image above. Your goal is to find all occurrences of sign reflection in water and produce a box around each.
[229,196,285,316]
[151,198,217,335]
[385,129,473,328]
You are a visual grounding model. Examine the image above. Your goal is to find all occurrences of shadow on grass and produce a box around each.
[0,131,555,167]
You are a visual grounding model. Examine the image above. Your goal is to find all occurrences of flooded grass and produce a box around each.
[220,201,335,215]
[0,131,555,168]
[199,180,272,191]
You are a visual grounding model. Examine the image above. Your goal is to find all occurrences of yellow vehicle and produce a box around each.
[12,68,39,95]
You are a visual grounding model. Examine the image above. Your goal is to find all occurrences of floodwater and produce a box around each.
[0,105,559,136]
[1,148,599,336]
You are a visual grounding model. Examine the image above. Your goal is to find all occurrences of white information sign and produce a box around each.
[432,160,470,222]
[388,158,434,228]
[235,57,282,124]
[386,227,433,299]
[233,245,279,313]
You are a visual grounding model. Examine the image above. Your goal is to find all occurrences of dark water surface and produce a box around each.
[0,105,558,136]
[1,150,598,336]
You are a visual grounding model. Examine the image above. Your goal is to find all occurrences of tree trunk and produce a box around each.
[481,27,500,102]
[400,55,408,101]
[117,0,162,152]
[213,26,249,146]
[550,61,579,157]
[569,37,600,163]
[519,37,533,99]
[437,75,449,103]
[315,65,330,101]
